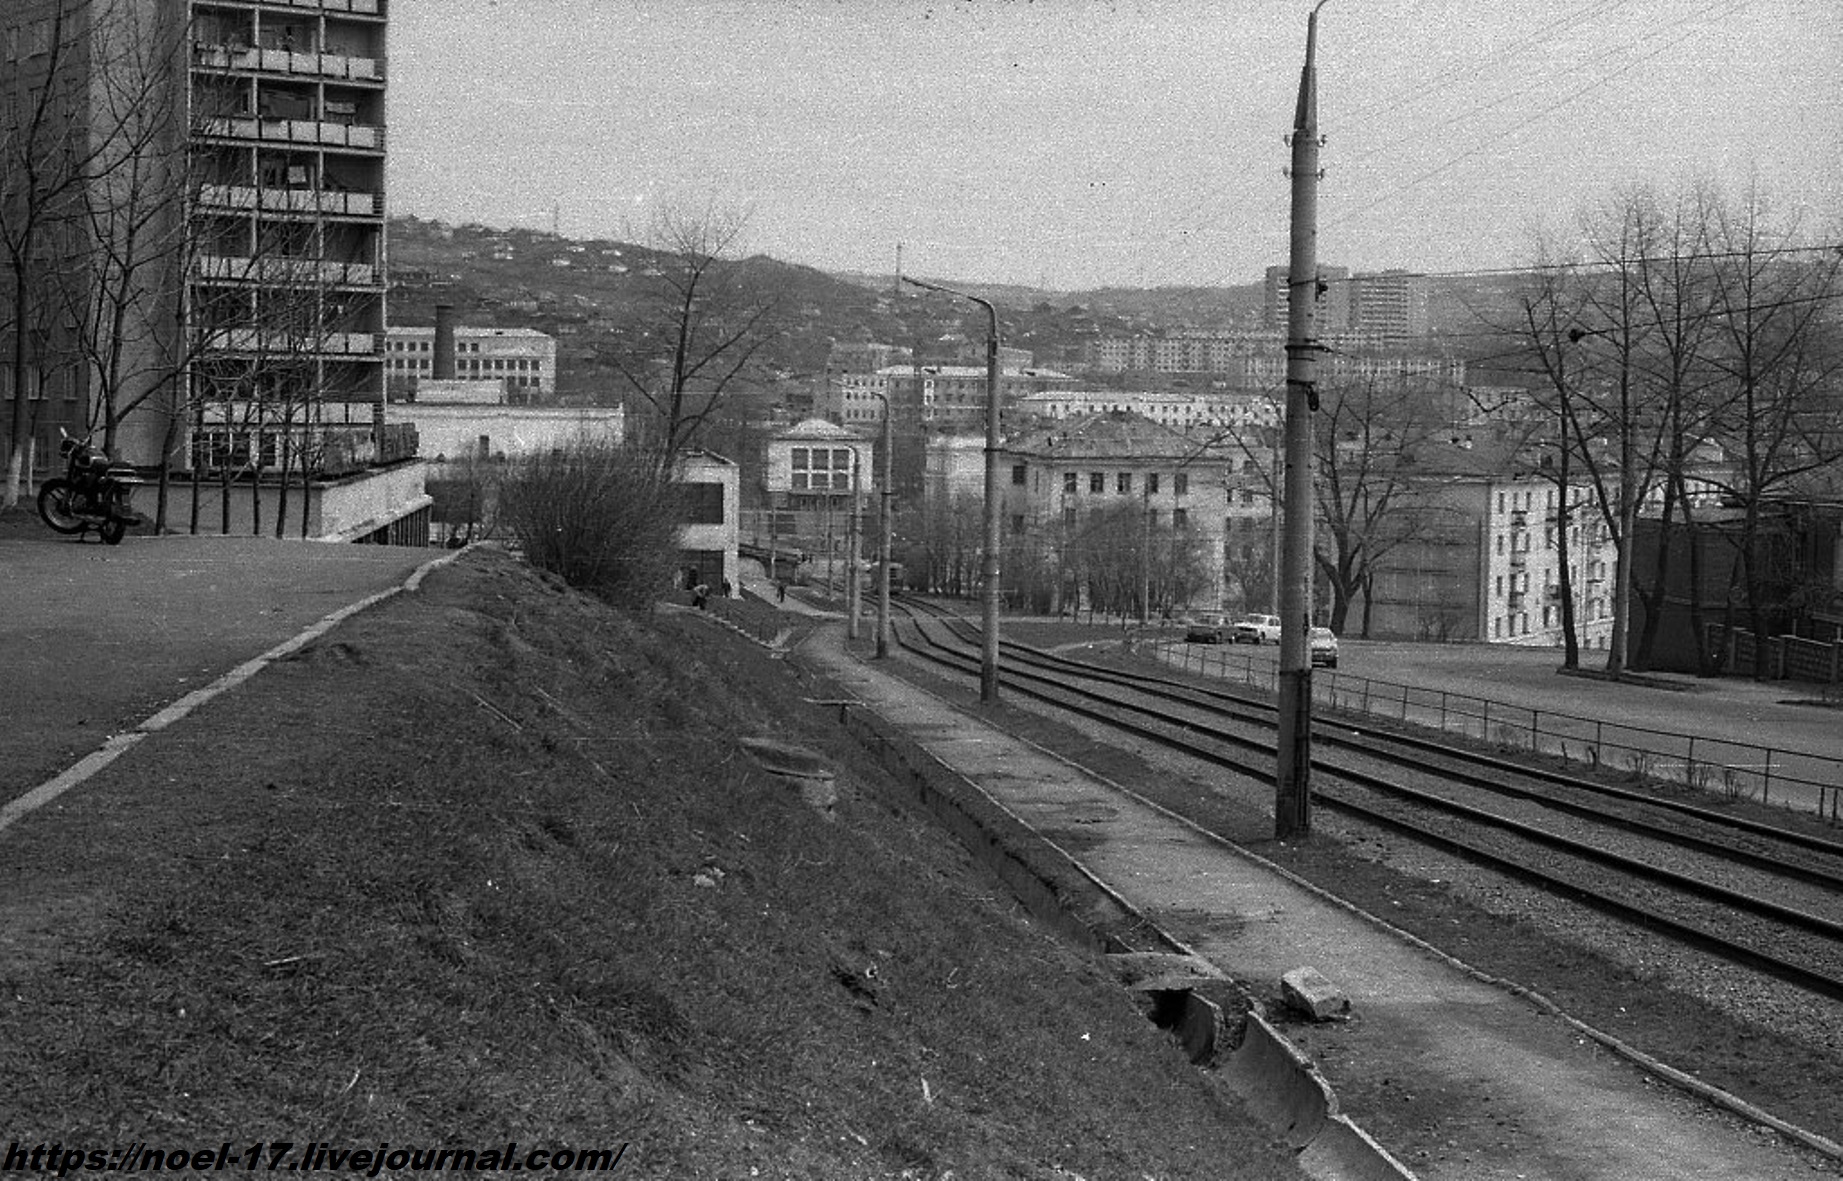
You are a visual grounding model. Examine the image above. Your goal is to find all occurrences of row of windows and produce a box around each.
[389,339,536,355]
[790,446,858,492]
[1491,600,1603,639]
[1041,508,1194,531]
[1025,469,1196,496]
[389,356,543,372]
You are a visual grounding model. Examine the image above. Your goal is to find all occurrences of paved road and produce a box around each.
[0,532,436,799]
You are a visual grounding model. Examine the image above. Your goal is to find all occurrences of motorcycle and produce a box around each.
[37,429,145,545]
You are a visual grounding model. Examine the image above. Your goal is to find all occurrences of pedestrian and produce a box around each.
[776,580,787,604]
[720,578,732,599]
[693,582,709,610]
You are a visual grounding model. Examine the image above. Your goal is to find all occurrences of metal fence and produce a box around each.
[1153,639,1843,823]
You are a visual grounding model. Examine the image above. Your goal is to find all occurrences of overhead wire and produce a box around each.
[1164,0,1761,291]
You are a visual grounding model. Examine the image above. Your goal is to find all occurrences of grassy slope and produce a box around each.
[0,549,1303,1181]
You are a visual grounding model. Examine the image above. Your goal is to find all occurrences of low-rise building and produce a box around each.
[387,325,557,401]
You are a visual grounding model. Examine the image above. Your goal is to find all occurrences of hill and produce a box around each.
[0,548,1303,1179]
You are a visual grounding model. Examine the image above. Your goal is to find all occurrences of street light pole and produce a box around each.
[902,275,1002,702]
[1275,0,1331,840]
[868,391,895,659]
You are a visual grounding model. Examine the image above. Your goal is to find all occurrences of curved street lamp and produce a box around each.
[901,276,1002,703]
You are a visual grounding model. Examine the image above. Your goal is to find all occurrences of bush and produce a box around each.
[497,439,684,608]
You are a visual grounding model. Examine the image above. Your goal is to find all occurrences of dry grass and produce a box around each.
[0,548,1303,1180]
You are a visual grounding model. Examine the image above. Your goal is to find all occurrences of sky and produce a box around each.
[386,0,1843,291]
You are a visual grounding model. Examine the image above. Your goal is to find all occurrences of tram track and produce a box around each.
[886,595,1843,1003]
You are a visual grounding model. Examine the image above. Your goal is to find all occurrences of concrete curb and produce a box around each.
[825,680,1419,1181]
[0,544,471,840]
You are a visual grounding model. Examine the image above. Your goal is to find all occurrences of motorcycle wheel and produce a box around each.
[99,517,127,545]
[36,479,86,534]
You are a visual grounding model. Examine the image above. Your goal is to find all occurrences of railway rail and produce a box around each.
[886,595,1843,1003]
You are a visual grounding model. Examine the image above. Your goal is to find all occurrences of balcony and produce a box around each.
[209,329,379,356]
[196,255,379,287]
[200,117,384,151]
[193,45,383,83]
[197,185,379,217]
[1508,550,1527,567]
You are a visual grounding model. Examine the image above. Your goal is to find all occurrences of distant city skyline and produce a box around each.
[388,1,1842,291]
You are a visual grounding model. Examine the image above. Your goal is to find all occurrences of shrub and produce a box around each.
[498,439,685,609]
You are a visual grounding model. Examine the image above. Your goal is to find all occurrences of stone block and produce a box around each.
[1281,966,1350,1021]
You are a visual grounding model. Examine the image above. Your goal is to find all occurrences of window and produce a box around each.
[1495,534,1504,554]
[1241,489,1256,505]
[684,482,724,524]
[1146,472,1160,495]
[790,446,853,492]
[1495,575,1503,597]
[1063,506,1076,527]
[1173,508,1188,530]
[1063,471,1076,494]
[1497,491,1506,513]
[1174,473,1189,496]
[1117,472,1131,494]
[1011,463,1026,486]
[1090,472,1104,493]
[1009,514,1024,533]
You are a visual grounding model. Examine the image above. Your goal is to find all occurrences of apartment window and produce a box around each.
[1495,534,1504,554]
[1493,617,1503,638]
[1495,575,1503,597]
[1010,514,1024,533]
[1063,471,1076,494]
[1090,472,1104,493]
[1241,489,1256,506]
[1497,491,1506,513]
[1174,473,1189,496]
[1146,472,1160,495]
[1117,472,1131,494]
[1011,463,1026,486]
[1173,508,1188,530]
[1063,506,1076,527]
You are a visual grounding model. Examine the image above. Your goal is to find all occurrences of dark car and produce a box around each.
[1184,612,1227,643]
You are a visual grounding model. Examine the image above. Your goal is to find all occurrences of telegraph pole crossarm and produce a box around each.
[1274,0,1331,840]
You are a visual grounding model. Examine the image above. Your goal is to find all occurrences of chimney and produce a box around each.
[433,303,456,380]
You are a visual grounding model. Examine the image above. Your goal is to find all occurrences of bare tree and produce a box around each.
[1308,373,1451,635]
[1,3,108,507]
[613,201,779,467]
[1699,187,1843,671]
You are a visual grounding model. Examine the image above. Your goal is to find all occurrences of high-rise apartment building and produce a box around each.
[1,0,394,520]
[1263,264,1429,342]
[188,0,389,465]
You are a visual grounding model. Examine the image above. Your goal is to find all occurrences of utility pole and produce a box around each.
[846,450,862,641]
[873,391,895,658]
[902,276,1002,702]
[1275,0,1330,840]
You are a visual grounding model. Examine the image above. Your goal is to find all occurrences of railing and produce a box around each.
[200,117,384,151]
[195,255,378,287]
[211,329,378,356]
[1151,638,1843,822]
[192,45,383,82]
[196,185,379,216]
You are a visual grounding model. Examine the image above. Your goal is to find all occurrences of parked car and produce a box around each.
[1232,613,1283,644]
[1184,612,1227,643]
[1309,626,1339,668]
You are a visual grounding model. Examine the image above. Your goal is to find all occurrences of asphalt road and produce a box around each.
[0,530,437,800]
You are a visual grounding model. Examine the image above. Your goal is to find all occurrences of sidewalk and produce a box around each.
[798,620,1839,1181]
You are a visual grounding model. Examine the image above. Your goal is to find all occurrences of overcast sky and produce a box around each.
[386,0,1842,291]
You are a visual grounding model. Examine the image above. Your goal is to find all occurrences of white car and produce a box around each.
[1232,614,1282,644]
[1309,627,1339,669]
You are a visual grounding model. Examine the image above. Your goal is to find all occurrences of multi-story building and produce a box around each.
[994,411,1248,614]
[1364,440,1617,646]
[1263,264,1353,334]
[187,0,390,455]
[386,325,557,402]
[1263,264,1429,342]
[1,1,422,539]
[1015,390,1280,436]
